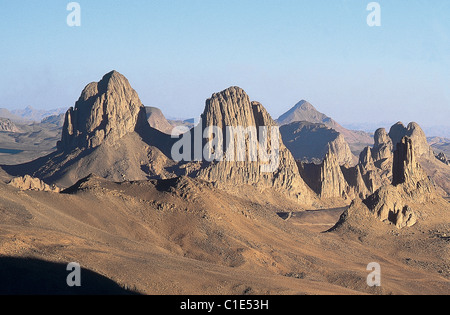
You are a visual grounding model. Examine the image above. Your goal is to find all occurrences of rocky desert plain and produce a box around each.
[0,71,448,295]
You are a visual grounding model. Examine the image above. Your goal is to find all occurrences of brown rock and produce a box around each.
[184,87,315,204]
[58,71,148,151]
[280,121,355,166]
[0,118,19,133]
[6,71,176,188]
[145,106,174,135]
[357,147,383,196]
[372,128,393,163]
[389,122,434,159]
[319,149,350,199]
[392,137,430,188]
[277,100,373,153]
[436,152,449,165]
[363,136,435,228]
[9,175,60,193]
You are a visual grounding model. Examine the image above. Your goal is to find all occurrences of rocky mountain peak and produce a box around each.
[388,121,433,159]
[201,86,256,129]
[145,106,174,135]
[280,121,355,166]
[405,122,434,158]
[277,100,328,126]
[58,71,148,151]
[182,86,315,204]
[362,136,435,229]
[319,149,349,199]
[374,128,390,148]
[392,136,429,188]
[389,122,407,147]
[294,100,316,111]
[359,147,374,168]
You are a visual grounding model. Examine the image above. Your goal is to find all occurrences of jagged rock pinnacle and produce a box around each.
[58,71,148,151]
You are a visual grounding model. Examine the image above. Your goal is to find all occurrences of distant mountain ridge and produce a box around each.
[277,100,329,125]
[280,121,356,166]
[11,106,66,122]
[277,100,374,155]
[0,108,26,123]
[145,106,174,135]
[428,136,450,158]
[0,106,66,123]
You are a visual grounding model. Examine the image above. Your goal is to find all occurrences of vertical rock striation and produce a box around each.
[363,137,435,228]
[184,87,314,204]
[58,70,148,151]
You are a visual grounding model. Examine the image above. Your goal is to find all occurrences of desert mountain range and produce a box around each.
[277,100,374,155]
[0,70,448,295]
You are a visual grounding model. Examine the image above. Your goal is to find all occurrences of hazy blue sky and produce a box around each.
[0,0,449,131]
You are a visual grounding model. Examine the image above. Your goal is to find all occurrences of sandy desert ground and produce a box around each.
[0,173,448,295]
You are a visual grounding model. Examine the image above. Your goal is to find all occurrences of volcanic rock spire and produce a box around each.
[58,71,148,151]
[363,136,435,228]
[181,87,315,204]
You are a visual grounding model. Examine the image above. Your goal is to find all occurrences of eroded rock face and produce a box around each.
[339,120,446,202]
[372,128,393,163]
[58,71,148,151]
[319,149,349,199]
[359,147,374,168]
[145,106,174,135]
[389,122,434,159]
[0,118,19,133]
[363,137,435,229]
[9,175,60,193]
[357,147,383,197]
[183,87,314,204]
[276,100,373,151]
[280,121,355,166]
[392,137,430,188]
[436,152,449,165]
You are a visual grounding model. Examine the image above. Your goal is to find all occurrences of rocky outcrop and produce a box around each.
[372,128,393,163]
[392,137,430,188]
[145,106,174,135]
[58,71,148,151]
[182,87,314,204]
[363,137,435,228]
[366,122,435,185]
[436,152,449,165]
[387,122,449,195]
[337,147,385,201]
[277,100,329,126]
[280,121,355,166]
[9,175,60,193]
[319,149,350,199]
[41,113,65,127]
[4,71,177,188]
[277,100,373,153]
[370,128,394,186]
[389,122,434,159]
[357,147,383,196]
[341,121,447,202]
[329,134,356,166]
[0,118,19,132]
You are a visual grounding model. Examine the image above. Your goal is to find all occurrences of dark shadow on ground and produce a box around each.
[0,257,140,295]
